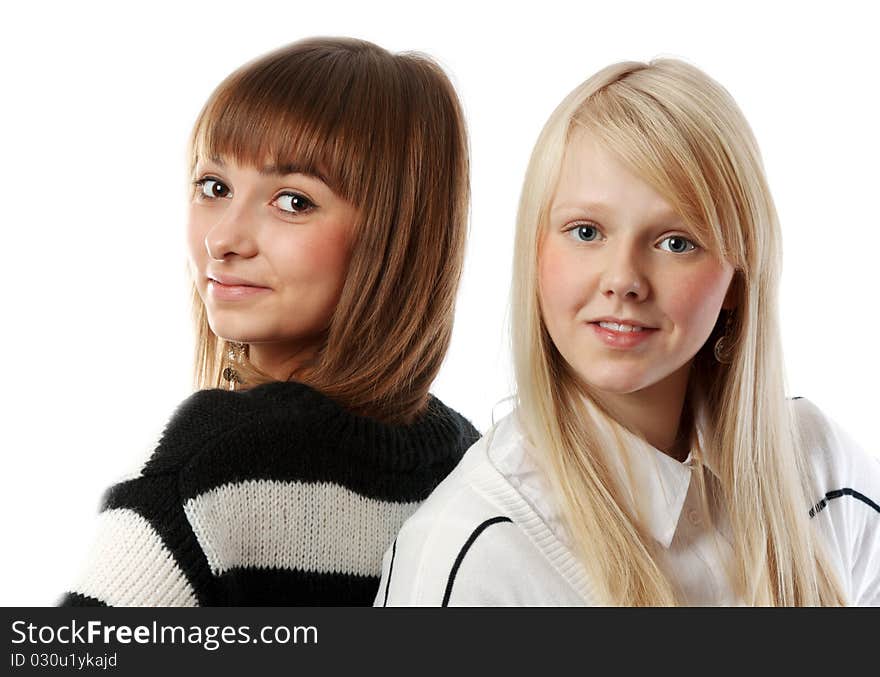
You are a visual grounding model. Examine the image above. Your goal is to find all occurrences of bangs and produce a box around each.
[192,92,339,190]
[573,78,748,268]
[189,42,390,203]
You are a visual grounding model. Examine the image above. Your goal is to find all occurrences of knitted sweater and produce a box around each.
[59,381,479,606]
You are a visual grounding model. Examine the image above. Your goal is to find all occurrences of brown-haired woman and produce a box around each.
[59,37,478,606]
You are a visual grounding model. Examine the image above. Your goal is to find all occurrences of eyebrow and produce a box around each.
[551,200,680,223]
[551,200,612,217]
[206,156,330,185]
[259,164,329,184]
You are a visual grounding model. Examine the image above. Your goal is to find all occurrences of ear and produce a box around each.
[721,270,740,311]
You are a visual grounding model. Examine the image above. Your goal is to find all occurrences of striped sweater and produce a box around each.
[60,381,479,606]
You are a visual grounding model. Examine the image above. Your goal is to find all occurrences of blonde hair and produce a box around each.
[188,37,469,424]
[512,59,845,605]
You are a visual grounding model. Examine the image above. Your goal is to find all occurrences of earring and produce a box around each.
[713,312,734,364]
[222,343,245,390]
[222,366,239,390]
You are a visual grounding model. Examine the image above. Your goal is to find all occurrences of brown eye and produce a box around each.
[197,178,230,199]
[274,192,316,214]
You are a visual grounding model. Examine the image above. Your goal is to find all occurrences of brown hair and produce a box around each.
[188,37,469,424]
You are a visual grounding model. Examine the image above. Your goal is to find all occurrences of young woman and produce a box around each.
[60,37,478,606]
[378,59,880,606]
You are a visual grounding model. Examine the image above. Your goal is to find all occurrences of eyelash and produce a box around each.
[565,222,605,243]
[656,235,697,254]
[192,177,228,200]
[274,192,317,215]
[192,177,317,215]
[564,222,699,254]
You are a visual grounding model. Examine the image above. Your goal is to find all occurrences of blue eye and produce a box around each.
[274,192,316,214]
[657,235,696,253]
[569,224,601,242]
[194,177,230,199]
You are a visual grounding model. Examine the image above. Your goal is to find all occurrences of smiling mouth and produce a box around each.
[206,279,272,301]
[207,273,270,288]
[587,321,658,347]
[210,280,268,289]
[595,321,645,333]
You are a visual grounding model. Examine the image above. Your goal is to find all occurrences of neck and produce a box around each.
[246,339,321,382]
[591,361,693,461]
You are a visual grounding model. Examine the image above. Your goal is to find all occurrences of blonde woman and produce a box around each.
[60,37,478,606]
[377,59,880,606]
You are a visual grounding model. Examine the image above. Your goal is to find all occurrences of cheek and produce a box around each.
[274,226,352,291]
[538,238,591,327]
[662,264,732,334]
[186,208,208,275]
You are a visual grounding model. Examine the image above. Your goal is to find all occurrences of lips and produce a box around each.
[589,316,657,330]
[587,317,658,348]
[596,321,644,333]
[207,273,269,288]
[206,273,271,301]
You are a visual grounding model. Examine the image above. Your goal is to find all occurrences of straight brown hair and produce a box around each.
[188,37,469,424]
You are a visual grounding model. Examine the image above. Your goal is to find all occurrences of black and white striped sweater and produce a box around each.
[60,381,479,606]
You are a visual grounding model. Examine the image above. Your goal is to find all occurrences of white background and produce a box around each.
[2,0,877,605]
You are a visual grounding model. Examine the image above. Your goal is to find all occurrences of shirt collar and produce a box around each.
[489,398,721,551]
[618,440,694,548]
[581,396,721,549]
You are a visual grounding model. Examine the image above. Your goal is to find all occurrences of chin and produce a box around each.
[575,364,654,396]
[206,317,267,344]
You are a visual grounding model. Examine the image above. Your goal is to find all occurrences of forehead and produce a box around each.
[550,128,678,224]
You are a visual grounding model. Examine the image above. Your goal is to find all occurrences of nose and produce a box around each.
[204,201,259,261]
[599,243,649,302]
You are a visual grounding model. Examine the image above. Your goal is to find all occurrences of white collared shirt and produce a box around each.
[376,398,880,606]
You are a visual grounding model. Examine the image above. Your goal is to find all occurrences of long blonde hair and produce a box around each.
[188,38,469,424]
[512,59,845,605]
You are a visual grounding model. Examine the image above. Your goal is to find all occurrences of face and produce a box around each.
[539,129,735,401]
[187,156,357,367]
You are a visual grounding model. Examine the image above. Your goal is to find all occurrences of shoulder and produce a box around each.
[423,393,481,440]
[127,383,332,512]
[391,412,527,531]
[378,415,581,605]
[790,397,880,509]
[140,381,369,476]
[791,398,880,605]
[379,433,524,605]
[139,384,303,474]
[142,382,480,505]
